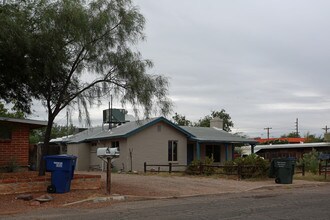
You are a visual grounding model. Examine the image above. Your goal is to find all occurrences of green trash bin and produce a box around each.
[269,158,295,184]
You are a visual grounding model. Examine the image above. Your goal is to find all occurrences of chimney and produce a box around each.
[210,117,223,130]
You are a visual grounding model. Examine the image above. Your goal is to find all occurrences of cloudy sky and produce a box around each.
[33,0,330,138]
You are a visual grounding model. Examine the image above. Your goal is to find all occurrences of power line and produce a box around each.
[295,118,299,136]
[322,125,329,134]
[264,127,272,140]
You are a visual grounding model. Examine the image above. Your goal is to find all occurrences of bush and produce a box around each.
[224,154,269,178]
[185,157,215,175]
[7,157,19,173]
[297,148,319,175]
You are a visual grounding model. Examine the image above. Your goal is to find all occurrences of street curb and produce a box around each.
[245,181,330,192]
[62,195,126,206]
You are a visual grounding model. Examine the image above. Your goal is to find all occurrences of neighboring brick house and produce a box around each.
[0,117,47,169]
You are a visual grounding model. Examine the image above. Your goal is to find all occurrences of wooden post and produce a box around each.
[106,157,111,195]
[237,165,241,180]
[144,162,147,173]
[302,164,305,176]
[325,160,328,180]
[129,148,133,172]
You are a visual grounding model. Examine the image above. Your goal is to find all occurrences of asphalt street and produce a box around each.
[3,185,330,220]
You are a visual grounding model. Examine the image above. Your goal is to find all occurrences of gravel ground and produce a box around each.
[0,171,324,216]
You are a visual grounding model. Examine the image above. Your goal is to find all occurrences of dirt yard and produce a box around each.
[0,171,324,216]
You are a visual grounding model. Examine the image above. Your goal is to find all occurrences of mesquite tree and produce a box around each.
[0,0,172,175]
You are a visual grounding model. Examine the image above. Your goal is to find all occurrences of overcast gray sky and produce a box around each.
[134,0,330,138]
[33,0,330,138]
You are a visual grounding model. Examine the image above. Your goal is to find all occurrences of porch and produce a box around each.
[187,142,236,165]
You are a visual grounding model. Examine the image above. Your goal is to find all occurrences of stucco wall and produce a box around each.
[67,143,90,171]
[124,121,188,172]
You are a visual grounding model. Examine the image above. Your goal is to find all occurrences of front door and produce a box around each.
[187,144,194,164]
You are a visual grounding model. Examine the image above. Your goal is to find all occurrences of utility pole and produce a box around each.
[295,118,299,136]
[264,127,272,140]
[322,125,329,134]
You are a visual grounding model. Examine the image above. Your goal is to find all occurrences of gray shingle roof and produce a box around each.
[181,126,256,144]
[64,117,256,144]
[67,117,192,143]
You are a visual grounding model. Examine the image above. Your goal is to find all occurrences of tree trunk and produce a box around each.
[38,116,55,176]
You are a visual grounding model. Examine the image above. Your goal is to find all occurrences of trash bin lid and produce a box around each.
[44,154,77,160]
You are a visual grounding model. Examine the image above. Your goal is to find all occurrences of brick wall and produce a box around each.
[0,174,101,195]
[0,123,30,167]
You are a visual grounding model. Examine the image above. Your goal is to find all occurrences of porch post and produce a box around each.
[251,144,255,154]
[232,144,235,160]
[197,142,201,160]
[225,144,228,161]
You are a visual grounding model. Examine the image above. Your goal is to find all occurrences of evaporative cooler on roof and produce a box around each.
[103,109,127,124]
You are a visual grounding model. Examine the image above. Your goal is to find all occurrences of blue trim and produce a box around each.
[232,144,235,160]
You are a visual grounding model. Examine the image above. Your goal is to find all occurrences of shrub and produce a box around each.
[185,157,215,175]
[7,157,19,173]
[297,148,319,175]
[224,154,269,178]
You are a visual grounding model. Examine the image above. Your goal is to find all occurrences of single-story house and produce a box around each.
[0,117,47,169]
[242,142,330,161]
[65,117,257,172]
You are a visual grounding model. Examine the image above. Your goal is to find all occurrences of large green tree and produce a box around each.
[0,102,25,118]
[0,0,172,175]
[172,112,192,126]
[194,110,234,132]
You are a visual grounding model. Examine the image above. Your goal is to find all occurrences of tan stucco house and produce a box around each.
[64,117,256,172]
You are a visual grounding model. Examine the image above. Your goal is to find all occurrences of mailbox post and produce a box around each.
[97,147,119,194]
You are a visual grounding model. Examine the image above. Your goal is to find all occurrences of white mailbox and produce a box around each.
[97,147,120,158]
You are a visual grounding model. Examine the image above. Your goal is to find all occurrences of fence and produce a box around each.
[319,162,330,179]
[143,162,186,174]
[144,162,306,179]
[295,164,305,176]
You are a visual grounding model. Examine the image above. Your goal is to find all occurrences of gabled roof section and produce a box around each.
[181,126,257,144]
[68,117,193,143]
[55,127,104,144]
[0,117,47,129]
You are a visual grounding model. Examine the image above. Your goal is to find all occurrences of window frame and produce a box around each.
[168,140,178,162]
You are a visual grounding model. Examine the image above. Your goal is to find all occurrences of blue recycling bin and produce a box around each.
[44,154,77,193]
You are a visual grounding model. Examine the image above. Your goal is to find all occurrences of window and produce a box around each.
[168,140,178,162]
[0,125,12,141]
[112,141,120,151]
